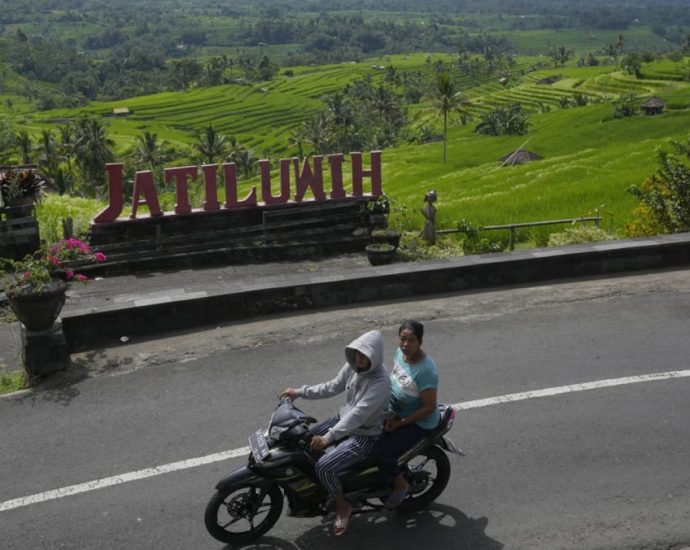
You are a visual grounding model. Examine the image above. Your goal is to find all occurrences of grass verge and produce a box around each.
[0,366,26,394]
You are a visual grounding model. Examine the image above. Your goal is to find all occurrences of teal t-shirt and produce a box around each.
[389,348,441,430]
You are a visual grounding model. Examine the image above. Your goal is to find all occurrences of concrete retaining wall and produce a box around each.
[61,233,690,352]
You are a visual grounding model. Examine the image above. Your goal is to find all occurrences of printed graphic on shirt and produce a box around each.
[392,361,419,397]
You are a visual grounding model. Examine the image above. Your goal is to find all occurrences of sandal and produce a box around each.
[334,506,351,536]
[384,487,409,509]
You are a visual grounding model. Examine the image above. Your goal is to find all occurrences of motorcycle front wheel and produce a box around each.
[204,482,283,544]
[398,445,451,512]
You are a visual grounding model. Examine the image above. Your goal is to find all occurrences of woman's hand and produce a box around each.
[384,415,404,432]
[278,388,298,399]
[309,435,328,450]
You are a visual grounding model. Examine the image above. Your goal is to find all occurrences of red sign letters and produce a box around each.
[94,151,382,224]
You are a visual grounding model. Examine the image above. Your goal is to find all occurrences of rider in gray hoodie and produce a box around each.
[280,329,390,536]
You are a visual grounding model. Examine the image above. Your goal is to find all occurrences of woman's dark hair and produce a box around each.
[399,319,424,342]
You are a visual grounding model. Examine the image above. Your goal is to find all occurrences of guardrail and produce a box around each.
[438,216,601,251]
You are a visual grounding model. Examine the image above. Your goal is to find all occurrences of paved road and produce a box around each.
[1,269,689,550]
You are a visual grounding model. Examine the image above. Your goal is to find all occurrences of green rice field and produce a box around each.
[5,53,690,241]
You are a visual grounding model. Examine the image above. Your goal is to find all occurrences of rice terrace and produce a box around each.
[1,0,690,248]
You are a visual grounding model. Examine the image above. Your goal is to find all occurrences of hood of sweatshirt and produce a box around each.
[344,329,384,374]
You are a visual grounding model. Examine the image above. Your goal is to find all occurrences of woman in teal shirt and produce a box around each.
[373,319,441,509]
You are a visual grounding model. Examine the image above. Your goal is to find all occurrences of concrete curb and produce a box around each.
[60,233,690,352]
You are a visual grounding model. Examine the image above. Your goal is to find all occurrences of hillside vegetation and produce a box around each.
[2,2,690,245]
[4,54,690,242]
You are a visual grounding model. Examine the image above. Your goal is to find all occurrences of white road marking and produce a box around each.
[2,369,689,513]
[453,370,690,410]
[0,448,250,513]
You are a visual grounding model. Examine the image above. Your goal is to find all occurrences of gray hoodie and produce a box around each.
[297,330,391,444]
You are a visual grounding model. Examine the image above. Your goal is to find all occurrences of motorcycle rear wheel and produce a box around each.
[204,482,283,544]
[398,445,451,512]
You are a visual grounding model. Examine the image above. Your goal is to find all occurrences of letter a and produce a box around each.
[130,171,163,219]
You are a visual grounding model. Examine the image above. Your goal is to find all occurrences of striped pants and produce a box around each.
[310,417,381,498]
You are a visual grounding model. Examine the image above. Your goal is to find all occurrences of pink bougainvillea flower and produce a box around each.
[94,252,107,263]
[22,271,31,279]
[48,255,61,266]
[76,274,89,283]
[65,270,75,280]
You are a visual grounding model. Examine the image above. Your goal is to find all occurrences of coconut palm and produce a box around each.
[73,116,115,197]
[551,45,573,68]
[287,128,305,160]
[229,146,258,179]
[131,131,169,173]
[37,129,69,194]
[475,103,529,136]
[58,125,76,171]
[434,72,467,163]
[369,85,403,126]
[13,130,33,165]
[300,114,333,156]
[192,124,229,165]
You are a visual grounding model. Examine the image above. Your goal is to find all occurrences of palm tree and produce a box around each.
[475,103,529,136]
[287,128,305,160]
[551,46,573,68]
[58,125,76,171]
[434,72,467,163]
[325,92,352,127]
[229,146,258,179]
[192,124,229,164]
[369,85,402,125]
[13,130,33,165]
[73,116,115,197]
[131,131,169,173]
[300,114,333,156]
[38,129,66,194]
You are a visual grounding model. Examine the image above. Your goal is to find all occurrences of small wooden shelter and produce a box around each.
[499,149,543,166]
[641,98,665,116]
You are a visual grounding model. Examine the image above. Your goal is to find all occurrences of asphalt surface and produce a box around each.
[1,268,689,550]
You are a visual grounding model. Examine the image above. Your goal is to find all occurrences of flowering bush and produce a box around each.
[1,238,106,295]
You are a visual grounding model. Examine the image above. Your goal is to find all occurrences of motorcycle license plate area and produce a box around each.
[249,430,270,463]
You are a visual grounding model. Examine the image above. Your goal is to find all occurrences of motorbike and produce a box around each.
[204,397,463,544]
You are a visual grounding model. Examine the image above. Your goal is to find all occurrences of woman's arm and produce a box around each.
[386,388,437,431]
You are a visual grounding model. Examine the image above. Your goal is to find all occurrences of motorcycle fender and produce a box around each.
[438,436,465,456]
[215,466,270,491]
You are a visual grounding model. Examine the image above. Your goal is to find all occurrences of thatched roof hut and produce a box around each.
[641,97,665,115]
[499,149,543,166]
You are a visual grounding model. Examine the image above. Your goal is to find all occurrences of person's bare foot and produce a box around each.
[334,501,352,536]
[384,476,409,509]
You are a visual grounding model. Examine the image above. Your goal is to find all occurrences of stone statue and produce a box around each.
[421,189,437,245]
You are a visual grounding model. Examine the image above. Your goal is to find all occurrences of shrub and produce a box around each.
[456,219,506,254]
[397,233,464,261]
[613,93,639,118]
[548,225,615,246]
[627,136,690,234]
[624,204,666,237]
[35,193,105,242]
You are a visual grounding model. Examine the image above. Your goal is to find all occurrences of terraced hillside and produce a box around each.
[10,53,690,244]
[31,59,413,154]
